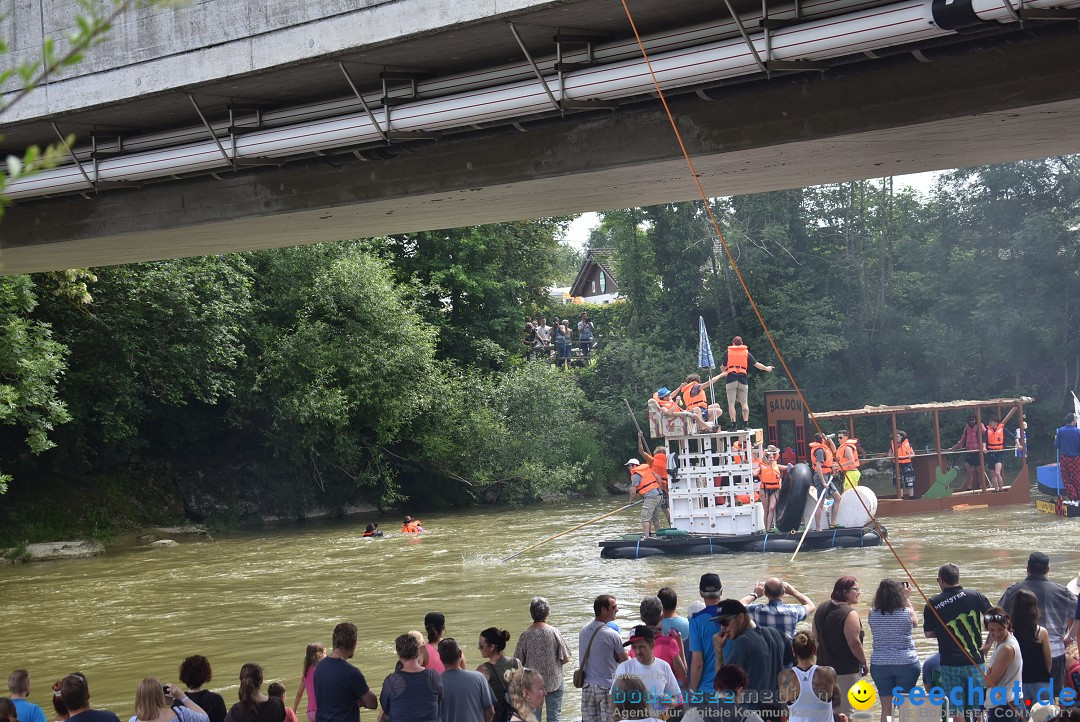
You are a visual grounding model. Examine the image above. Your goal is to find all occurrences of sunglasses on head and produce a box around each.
[985,614,1008,623]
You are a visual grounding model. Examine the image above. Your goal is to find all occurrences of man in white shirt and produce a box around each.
[614,625,681,716]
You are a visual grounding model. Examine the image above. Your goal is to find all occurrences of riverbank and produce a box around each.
[0,464,384,554]
[0,462,614,559]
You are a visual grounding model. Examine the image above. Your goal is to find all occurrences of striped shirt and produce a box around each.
[869,608,918,665]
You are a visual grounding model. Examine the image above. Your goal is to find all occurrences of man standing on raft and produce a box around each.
[721,336,774,431]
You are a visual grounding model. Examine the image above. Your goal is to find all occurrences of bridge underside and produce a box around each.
[2,29,1080,274]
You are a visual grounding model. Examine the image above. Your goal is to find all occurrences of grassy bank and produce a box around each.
[0,470,184,549]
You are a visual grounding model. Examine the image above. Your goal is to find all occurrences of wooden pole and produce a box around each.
[891,412,902,499]
[501,500,643,562]
[975,406,987,492]
[933,410,944,472]
[1017,401,1027,469]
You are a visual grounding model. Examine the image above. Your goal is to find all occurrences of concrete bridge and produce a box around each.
[1,0,1079,273]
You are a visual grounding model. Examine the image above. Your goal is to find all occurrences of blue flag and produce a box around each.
[698,316,715,369]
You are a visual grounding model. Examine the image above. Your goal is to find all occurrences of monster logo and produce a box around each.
[944,609,984,658]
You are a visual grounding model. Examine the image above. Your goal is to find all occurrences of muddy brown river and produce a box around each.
[2,496,1077,719]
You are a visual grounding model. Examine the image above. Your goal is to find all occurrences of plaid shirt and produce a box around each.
[746,599,809,641]
[998,576,1077,657]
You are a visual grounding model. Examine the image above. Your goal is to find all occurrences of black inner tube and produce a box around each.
[775,463,812,533]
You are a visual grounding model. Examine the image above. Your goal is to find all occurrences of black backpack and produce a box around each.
[485,660,521,722]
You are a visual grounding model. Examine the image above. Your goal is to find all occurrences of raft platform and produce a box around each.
[600,526,886,558]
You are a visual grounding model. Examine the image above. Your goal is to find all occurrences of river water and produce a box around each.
[2,496,1077,720]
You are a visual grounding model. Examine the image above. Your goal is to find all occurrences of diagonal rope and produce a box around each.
[617,0,989,675]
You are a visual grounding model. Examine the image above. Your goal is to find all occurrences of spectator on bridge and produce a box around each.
[535,317,552,357]
[523,322,537,360]
[577,313,595,359]
[554,320,572,369]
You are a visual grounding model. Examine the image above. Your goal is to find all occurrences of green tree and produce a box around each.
[242,243,438,504]
[0,276,71,491]
[376,219,566,367]
[35,256,253,464]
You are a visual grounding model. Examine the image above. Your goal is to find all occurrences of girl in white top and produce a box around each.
[778,631,840,722]
[984,606,1024,719]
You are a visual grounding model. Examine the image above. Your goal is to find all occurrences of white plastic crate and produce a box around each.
[664,428,763,535]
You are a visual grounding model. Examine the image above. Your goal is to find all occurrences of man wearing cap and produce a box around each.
[614,625,682,716]
[689,574,724,701]
[638,432,672,528]
[627,457,664,538]
[721,336,774,432]
[998,552,1077,694]
[579,596,629,722]
[755,446,783,531]
[711,599,788,715]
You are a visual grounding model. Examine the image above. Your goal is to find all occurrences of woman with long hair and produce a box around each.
[778,631,840,722]
[129,678,209,722]
[983,607,1024,720]
[478,628,520,722]
[813,575,867,717]
[868,579,920,722]
[291,643,325,722]
[513,597,571,722]
[223,665,285,722]
[178,656,227,722]
[379,633,442,722]
[505,668,544,722]
[1011,590,1052,707]
[423,613,447,674]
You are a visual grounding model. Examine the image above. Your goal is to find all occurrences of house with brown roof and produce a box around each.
[568,248,620,304]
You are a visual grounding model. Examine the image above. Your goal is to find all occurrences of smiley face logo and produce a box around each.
[848,679,877,711]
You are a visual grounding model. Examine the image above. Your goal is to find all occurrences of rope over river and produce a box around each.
[1,498,1076,719]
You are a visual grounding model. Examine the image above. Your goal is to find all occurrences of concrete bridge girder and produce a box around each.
[1,29,1080,274]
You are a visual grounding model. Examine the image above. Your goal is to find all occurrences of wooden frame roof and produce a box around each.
[812,396,1034,420]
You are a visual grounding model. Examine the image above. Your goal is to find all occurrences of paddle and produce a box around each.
[501,500,643,562]
[790,481,832,562]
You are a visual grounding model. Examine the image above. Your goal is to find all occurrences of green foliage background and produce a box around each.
[1,157,1078,541]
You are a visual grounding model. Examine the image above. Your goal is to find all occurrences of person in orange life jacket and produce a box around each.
[627,458,664,538]
[675,372,728,419]
[889,430,917,498]
[721,336,775,432]
[637,431,673,528]
[947,414,986,491]
[401,515,425,534]
[809,433,841,530]
[984,407,1019,492]
[834,430,863,492]
[650,387,723,434]
[756,445,783,531]
[362,523,383,538]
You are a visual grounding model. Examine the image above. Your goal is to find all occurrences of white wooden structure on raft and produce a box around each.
[649,407,764,535]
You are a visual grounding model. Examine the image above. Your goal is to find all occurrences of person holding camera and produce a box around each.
[130,679,209,722]
[868,579,920,722]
